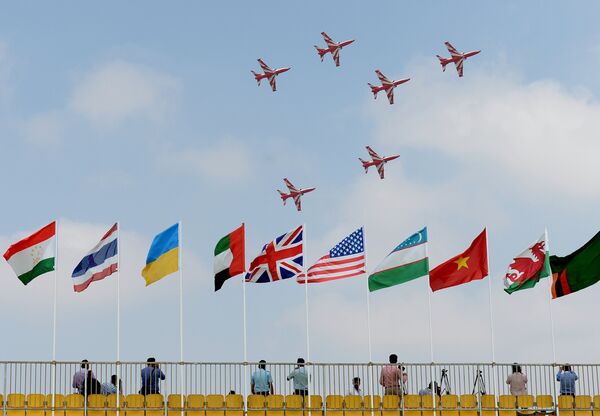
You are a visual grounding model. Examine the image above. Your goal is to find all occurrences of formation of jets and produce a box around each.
[253,35,480,102]
[262,35,480,211]
[279,146,400,211]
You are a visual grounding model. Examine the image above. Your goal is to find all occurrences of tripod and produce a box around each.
[439,369,451,395]
[471,370,486,395]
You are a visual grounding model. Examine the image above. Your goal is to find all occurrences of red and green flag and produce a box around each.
[213,224,245,291]
[504,232,551,294]
[551,230,600,299]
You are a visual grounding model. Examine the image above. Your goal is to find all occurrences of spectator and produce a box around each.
[506,364,528,396]
[72,360,95,395]
[83,371,102,397]
[556,365,578,396]
[379,354,401,396]
[140,357,166,395]
[346,377,363,396]
[251,360,274,396]
[418,382,440,397]
[287,358,309,396]
[101,375,123,395]
[402,369,409,395]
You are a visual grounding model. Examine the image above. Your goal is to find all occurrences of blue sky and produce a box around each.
[1,1,600,364]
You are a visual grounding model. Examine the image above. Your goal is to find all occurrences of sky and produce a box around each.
[1,1,600,365]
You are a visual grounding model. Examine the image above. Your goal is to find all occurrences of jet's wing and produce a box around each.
[268,74,277,91]
[377,163,385,179]
[454,57,464,77]
[386,87,395,105]
[321,32,336,48]
[366,146,382,160]
[284,178,298,192]
[332,48,340,66]
[375,70,392,85]
[444,42,461,58]
[294,195,302,211]
[257,58,271,72]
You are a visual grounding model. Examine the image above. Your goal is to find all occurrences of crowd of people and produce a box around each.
[71,356,580,398]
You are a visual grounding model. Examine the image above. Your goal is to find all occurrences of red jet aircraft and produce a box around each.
[436,41,481,77]
[368,70,410,105]
[251,58,291,91]
[277,178,316,211]
[314,32,355,67]
[359,146,400,179]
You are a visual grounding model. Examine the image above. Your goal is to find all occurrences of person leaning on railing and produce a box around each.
[379,354,402,396]
[287,358,309,396]
[140,357,166,395]
[556,364,578,397]
[251,360,274,396]
[506,364,528,396]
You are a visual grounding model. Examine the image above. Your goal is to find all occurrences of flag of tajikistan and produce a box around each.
[3,222,57,285]
[369,227,429,292]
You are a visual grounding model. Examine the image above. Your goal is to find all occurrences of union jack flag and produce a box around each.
[246,225,304,283]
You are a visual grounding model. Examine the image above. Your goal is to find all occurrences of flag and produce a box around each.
[551,230,600,299]
[298,227,365,284]
[429,229,488,292]
[369,227,429,292]
[214,224,246,291]
[504,232,551,294]
[142,223,179,286]
[246,225,303,283]
[71,223,119,293]
[3,222,56,285]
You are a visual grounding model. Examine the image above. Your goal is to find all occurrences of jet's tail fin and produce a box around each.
[359,158,369,173]
[277,190,288,205]
[314,46,327,61]
[436,55,447,72]
[251,70,261,85]
[368,83,378,99]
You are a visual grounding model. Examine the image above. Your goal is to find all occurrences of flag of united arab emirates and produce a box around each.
[213,224,246,291]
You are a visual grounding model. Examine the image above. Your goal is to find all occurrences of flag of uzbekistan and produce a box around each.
[369,228,429,292]
[71,223,119,292]
[142,223,179,286]
[3,221,57,285]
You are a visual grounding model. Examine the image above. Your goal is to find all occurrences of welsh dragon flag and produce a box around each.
[504,232,551,294]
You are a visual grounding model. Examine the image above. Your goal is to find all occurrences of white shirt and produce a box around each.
[346,386,363,396]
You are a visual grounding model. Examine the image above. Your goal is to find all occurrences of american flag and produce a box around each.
[246,225,304,283]
[297,227,366,284]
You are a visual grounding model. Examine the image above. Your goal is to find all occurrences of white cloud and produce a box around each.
[69,61,179,126]
[160,139,254,183]
[370,64,600,200]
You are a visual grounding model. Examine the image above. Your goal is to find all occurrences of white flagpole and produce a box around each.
[425,229,436,416]
[116,222,121,415]
[242,224,248,410]
[544,227,557,363]
[485,227,498,398]
[51,219,58,416]
[178,221,184,416]
[52,219,58,362]
[303,224,312,416]
[364,226,373,363]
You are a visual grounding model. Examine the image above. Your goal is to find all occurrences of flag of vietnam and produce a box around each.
[429,229,488,292]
